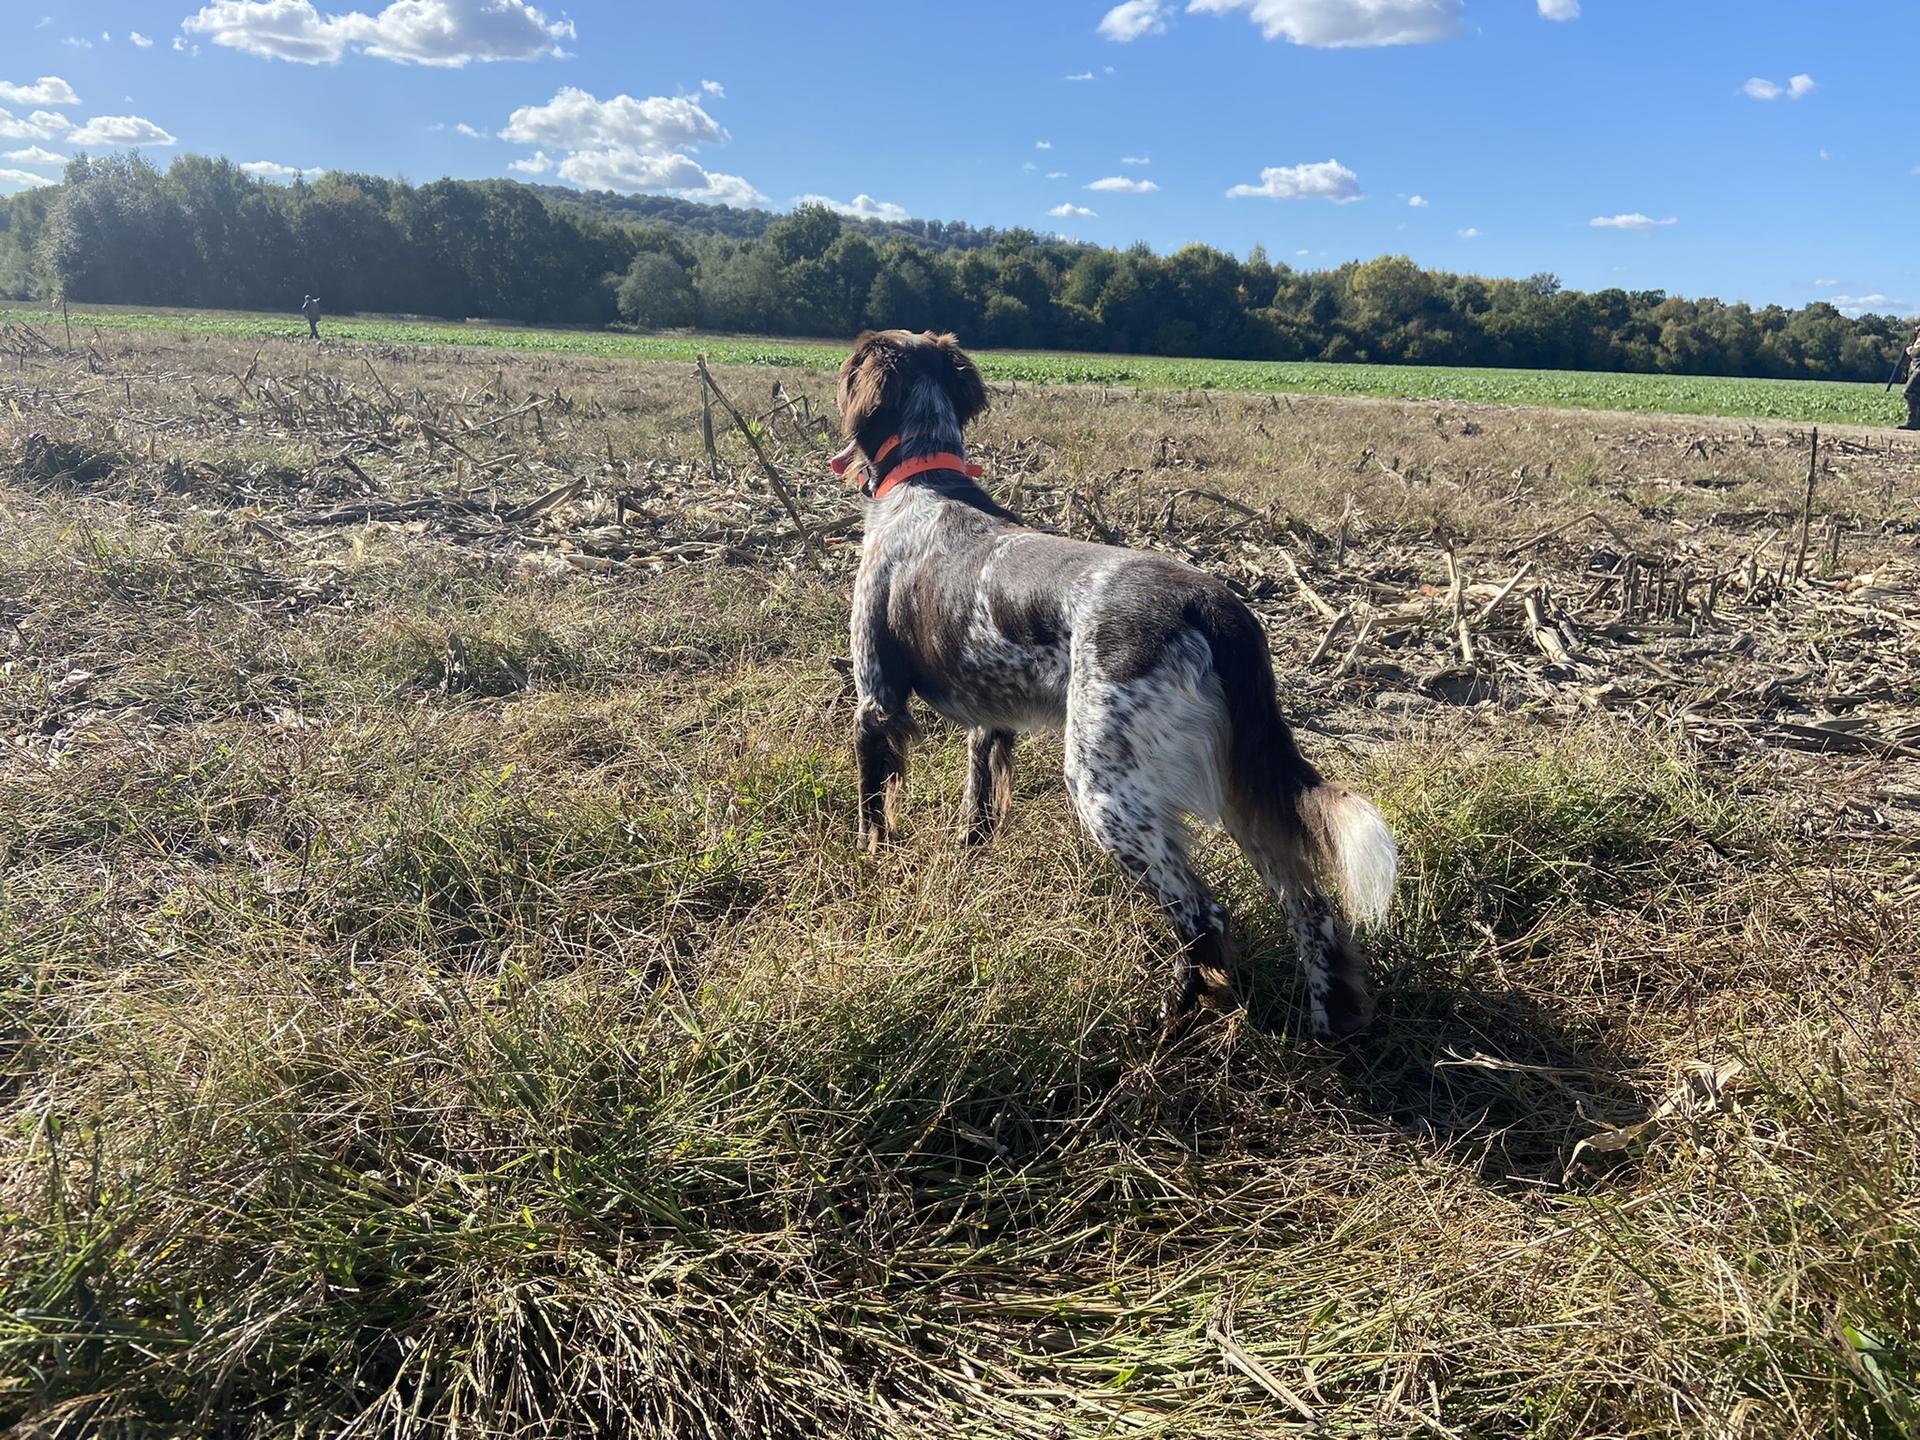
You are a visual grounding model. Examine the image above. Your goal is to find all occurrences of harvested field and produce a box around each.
[2,320,1916,1438]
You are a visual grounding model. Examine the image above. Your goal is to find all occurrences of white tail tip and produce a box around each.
[1318,788,1398,926]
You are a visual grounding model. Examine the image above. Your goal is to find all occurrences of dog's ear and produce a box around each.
[928,332,989,428]
[838,330,904,441]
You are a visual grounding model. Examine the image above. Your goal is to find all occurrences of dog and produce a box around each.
[830,330,1397,1038]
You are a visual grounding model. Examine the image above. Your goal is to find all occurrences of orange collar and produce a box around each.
[851,434,984,500]
[873,452,983,499]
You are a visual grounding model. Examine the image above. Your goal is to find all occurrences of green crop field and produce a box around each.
[6,302,1903,427]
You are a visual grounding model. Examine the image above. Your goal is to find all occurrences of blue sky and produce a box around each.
[3,1,1914,315]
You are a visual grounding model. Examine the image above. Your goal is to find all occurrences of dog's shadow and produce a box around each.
[1236,945,1650,1188]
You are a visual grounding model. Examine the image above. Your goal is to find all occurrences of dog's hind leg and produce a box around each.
[1076,795,1236,1025]
[1064,743,1235,1025]
[1285,883,1373,1040]
[1231,831,1373,1041]
[962,727,1015,845]
[854,696,914,855]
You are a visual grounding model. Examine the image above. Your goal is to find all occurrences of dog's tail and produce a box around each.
[1201,596,1396,924]
[1292,782,1398,926]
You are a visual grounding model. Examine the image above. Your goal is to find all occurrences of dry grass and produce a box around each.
[0,327,1916,1438]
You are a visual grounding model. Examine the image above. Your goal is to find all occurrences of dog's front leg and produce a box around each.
[854,697,912,855]
[962,728,1016,845]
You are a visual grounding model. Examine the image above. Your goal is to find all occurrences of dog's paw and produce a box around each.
[1311,976,1375,1042]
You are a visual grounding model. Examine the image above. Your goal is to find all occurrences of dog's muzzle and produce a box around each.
[830,438,885,498]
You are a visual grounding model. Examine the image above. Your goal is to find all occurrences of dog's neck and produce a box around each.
[897,375,964,460]
[864,432,981,500]
[855,375,1015,519]
[857,375,977,499]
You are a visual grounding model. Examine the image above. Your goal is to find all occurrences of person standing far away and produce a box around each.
[301,294,322,340]
[1903,325,1920,431]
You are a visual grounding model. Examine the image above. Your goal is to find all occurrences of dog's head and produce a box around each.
[829,330,988,479]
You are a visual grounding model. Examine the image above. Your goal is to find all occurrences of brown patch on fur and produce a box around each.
[988,731,1014,824]
[855,699,914,852]
[928,332,989,429]
[1194,938,1239,1012]
[964,728,1017,845]
[1162,927,1240,1027]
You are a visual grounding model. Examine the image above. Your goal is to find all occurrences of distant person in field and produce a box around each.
[1903,326,1920,430]
[301,294,321,340]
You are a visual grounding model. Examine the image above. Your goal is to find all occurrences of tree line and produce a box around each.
[2,152,1910,383]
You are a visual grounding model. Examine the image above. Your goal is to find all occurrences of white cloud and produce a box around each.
[1831,294,1904,316]
[0,77,80,106]
[796,192,910,222]
[239,159,322,178]
[1813,278,1839,288]
[1408,193,1428,207]
[1045,170,1068,179]
[130,31,155,47]
[36,16,51,28]
[501,85,764,202]
[180,2,350,63]
[182,0,574,68]
[2,145,64,165]
[700,79,724,98]
[1065,70,1095,81]
[1226,158,1361,202]
[67,115,178,146]
[0,167,58,188]
[1035,139,1051,149]
[1021,161,1037,172]
[1087,175,1158,193]
[1589,212,1677,230]
[557,148,759,202]
[0,109,72,141]
[501,87,720,152]
[1457,226,1480,238]
[689,173,764,207]
[1049,203,1097,218]
[62,37,92,50]
[507,149,552,174]
[454,122,485,138]
[499,88,763,203]
[1188,0,1462,48]
[1098,0,1171,41]
[1537,0,1579,19]
[1744,73,1815,102]
[1120,154,1150,165]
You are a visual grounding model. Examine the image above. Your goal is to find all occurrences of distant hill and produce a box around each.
[526,184,1007,253]
[8,154,1911,387]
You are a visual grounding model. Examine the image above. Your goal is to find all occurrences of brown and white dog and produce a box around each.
[831,330,1397,1038]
